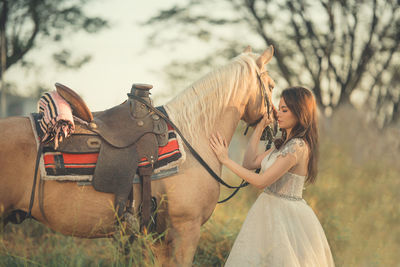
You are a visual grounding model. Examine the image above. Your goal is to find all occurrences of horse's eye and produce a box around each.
[269,84,274,91]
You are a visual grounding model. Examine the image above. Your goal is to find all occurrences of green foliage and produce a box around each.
[0,0,108,117]
[52,49,92,69]
[1,0,108,71]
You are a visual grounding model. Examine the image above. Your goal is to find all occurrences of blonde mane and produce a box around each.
[165,53,261,143]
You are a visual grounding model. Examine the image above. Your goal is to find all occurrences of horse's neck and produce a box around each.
[165,99,242,172]
[165,100,242,147]
[164,72,249,147]
[212,108,242,144]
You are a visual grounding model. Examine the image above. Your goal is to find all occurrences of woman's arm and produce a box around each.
[210,132,296,189]
[223,156,296,189]
[242,114,273,170]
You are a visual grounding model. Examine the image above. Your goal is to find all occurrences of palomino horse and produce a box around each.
[0,46,275,266]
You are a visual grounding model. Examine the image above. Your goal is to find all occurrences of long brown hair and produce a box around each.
[274,87,319,184]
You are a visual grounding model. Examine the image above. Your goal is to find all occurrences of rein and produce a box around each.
[129,70,273,204]
[27,142,43,219]
[130,96,249,194]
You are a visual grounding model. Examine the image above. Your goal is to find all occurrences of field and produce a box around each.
[1,107,399,266]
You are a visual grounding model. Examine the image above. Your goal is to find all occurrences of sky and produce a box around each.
[7,0,195,111]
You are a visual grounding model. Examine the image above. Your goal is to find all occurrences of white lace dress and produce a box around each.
[225,138,334,267]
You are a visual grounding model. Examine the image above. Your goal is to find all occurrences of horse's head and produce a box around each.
[241,45,275,126]
[164,45,276,144]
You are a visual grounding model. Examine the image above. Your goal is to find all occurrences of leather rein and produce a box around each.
[130,71,273,203]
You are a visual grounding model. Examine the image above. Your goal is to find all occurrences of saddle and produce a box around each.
[53,83,168,228]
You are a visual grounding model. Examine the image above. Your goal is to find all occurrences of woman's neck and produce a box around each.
[286,128,292,140]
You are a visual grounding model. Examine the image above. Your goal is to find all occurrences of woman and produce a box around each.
[210,87,334,266]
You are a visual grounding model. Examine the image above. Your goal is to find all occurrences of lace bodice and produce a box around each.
[261,138,307,200]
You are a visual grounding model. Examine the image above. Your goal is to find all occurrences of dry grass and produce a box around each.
[1,107,399,266]
[194,106,400,266]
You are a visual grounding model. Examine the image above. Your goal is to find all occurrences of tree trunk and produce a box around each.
[0,0,7,117]
[0,35,6,118]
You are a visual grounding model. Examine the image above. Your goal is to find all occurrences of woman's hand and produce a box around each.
[209,132,229,164]
[256,112,274,130]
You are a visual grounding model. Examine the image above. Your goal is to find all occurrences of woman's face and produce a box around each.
[277,97,298,130]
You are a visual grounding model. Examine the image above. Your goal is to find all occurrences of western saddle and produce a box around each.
[53,82,169,229]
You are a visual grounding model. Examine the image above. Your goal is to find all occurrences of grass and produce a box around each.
[0,219,163,267]
[1,108,399,266]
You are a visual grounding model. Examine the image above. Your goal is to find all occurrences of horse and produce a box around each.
[0,45,275,266]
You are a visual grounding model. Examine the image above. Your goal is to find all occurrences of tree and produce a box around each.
[145,0,400,127]
[0,0,108,117]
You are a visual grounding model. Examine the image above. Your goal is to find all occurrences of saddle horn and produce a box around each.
[127,83,154,118]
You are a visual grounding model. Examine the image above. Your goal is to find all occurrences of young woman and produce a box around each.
[210,87,334,266]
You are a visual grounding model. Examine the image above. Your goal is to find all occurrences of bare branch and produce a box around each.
[345,0,379,95]
[245,0,293,84]
[344,4,358,86]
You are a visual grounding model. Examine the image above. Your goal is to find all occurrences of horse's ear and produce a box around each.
[243,46,252,53]
[256,45,274,69]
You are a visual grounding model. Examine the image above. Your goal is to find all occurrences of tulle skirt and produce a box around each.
[225,192,335,267]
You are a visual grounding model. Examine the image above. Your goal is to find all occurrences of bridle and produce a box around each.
[244,70,275,135]
[257,70,272,118]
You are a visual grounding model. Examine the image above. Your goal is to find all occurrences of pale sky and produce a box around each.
[5,0,376,115]
[7,0,196,111]
[6,0,280,114]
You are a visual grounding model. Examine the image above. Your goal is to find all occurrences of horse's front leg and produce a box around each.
[166,218,202,267]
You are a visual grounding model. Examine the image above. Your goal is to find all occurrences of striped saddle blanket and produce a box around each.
[30,114,186,183]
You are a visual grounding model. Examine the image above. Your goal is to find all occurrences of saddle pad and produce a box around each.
[29,114,186,182]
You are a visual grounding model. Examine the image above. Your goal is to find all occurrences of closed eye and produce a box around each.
[268,84,274,92]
